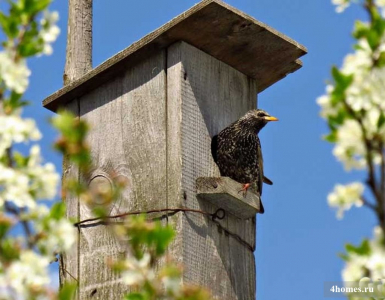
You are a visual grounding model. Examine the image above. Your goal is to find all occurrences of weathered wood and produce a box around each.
[167,41,257,300]
[43,0,306,111]
[196,177,261,219]
[60,0,92,289]
[64,0,92,84]
[59,100,80,294]
[62,51,167,299]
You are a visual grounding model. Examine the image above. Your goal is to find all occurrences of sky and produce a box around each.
[23,0,377,299]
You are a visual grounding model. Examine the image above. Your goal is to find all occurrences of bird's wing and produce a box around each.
[257,137,264,196]
[211,134,218,164]
[263,176,273,185]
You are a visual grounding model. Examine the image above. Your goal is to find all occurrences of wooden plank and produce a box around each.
[196,177,261,219]
[227,76,257,299]
[166,43,184,269]
[75,51,167,299]
[59,100,80,298]
[42,0,306,112]
[167,41,257,300]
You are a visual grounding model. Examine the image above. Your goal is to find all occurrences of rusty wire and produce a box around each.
[73,207,255,252]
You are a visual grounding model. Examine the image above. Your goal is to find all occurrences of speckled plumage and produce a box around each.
[212,109,277,214]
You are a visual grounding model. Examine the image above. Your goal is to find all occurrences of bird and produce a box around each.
[211,109,278,214]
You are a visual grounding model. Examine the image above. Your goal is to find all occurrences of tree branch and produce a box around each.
[361,196,377,212]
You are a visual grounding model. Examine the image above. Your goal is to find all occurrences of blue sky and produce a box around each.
[24,0,376,299]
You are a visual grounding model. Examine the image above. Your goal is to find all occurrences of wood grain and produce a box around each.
[43,0,306,112]
[64,0,92,85]
[167,41,257,300]
[196,177,261,219]
[59,100,80,298]
[63,51,167,300]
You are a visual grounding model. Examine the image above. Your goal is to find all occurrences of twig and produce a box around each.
[4,203,34,248]
[361,196,377,212]
[73,207,255,252]
[73,207,225,227]
[62,268,78,283]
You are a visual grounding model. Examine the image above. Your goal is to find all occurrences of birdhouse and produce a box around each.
[43,0,306,299]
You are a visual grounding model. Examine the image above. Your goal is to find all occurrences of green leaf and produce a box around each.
[345,239,371,256]
[0,239,20,261]
[3,92,29,114]
[338,252,350,262]
[29,0,51,14]
[327,110,348,131]
[125,293,146,300]
[13,151,29,167]
[52,111,76,134]
[353,20,370,39]
[376,51,385,67]
[151,222,175,256]
[330,66,353,106]
[0,12,10,35]
[58,282,77,300]
[366,30,380,51]
[331,66,353,88]
[323,131,337,143]
[377,111,385,129]
[0,217,13,240]
[50,202,66,220]
[18,40,43,57]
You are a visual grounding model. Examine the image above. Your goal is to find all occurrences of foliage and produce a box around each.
[320,0,385,296]
[112,216,211,300]
[0,1,76,299]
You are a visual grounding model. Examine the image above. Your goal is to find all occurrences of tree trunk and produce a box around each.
[64,0,92,85]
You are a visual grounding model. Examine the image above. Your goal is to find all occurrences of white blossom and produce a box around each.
[333,120,367,170]
[39,11,60,56]
[376,0,385,17]
[342,254,367,281]
[0,165,34,208]
[27,145,60,201]
[0,50,31,93]
[368,68,385,111]
[36,218,77,254]
[121,253,155,286]
[317,85,339,119]
[368,227,385,280]
[0,145,59,208]
[162,276,181,295]
[367,251,385,280]
[342,227,385,286]
[332,0,351,13]
[346,65,385,112]
[327,182,364,219]
[0,114,41,157]
[341,39,372,76]
[0,251,50,298]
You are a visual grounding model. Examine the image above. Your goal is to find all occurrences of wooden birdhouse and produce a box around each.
[43,0,306,299]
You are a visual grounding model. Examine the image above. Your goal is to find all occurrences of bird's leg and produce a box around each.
[238,183,250,197]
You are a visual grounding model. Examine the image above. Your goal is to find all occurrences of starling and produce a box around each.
[211,109,278,214]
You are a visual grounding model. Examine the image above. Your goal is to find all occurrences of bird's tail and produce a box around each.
[259,199,265,214]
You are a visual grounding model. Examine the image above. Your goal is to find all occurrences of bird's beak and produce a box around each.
[264,116,279,122]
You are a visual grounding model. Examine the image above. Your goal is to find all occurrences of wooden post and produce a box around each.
[64,0,92,85]
[46,1,307,299]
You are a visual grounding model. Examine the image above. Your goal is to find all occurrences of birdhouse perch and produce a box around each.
[43,1,306,299]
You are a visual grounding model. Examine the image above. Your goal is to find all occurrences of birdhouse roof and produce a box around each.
[43,0,307,112]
